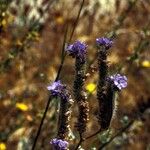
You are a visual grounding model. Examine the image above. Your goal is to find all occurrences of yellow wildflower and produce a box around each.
[141,60,150,68]
[0,143,6,150]
[56,17,64,25]
[16,103,29,111]
[1,20,7,27]
[86,83,96,93]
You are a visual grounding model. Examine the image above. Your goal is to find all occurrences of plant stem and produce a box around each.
[74,134,84,150]
[69,0,85,43]
[31,1,85,149]
[85,129,101,140]
[55,0,85,81]
[31,96,52,150]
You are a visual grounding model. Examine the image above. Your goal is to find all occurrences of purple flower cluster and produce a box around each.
[50,138,68,150]
[66,41,87,62]
[96,37,113,49]
[109,74,127,90]
[47,81,68,100]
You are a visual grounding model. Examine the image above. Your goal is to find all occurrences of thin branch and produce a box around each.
[85,129,101,140]
[69,0,85,43]
[31,96,52,150]
[55,0,85,81]
[74,133,84,150]
[32,1,85,149]
[31,24,69,150]
[55,24,69,81]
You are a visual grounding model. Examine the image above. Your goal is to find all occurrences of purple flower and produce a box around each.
[96,37,113,49]
[47,81,68,100]
[66,41,87,62]
[50,138,68,150]
[109,74,127,90]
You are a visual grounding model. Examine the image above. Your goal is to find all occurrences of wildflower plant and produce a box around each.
[32,36,128,150]
[109,74,128,91]
[47,81,68,100]
[50,138,68,150]
[29,2,132,148]
[66,41,89,138]
[96,37,113,50]
[47,81,73,150]
[96,37,114,130]
[66,41,87,63]
[45,37,128,150]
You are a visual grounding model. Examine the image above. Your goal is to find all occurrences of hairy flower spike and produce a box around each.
[96,37,113,88]
[47,81,68,100]
[73,58,89,135]
[72,57,89,135]
[67,40,89,135]
[110,74,127,90]
[97,74,127,130]
[50,138,68,150]
[66,41,87,63]
[57,94,74,139]
[49,81,73,148]
[97,81,115,130]
[96,37,113,50]
[96,37,114,130]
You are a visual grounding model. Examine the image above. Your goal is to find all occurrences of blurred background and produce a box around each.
[0,0,150,149]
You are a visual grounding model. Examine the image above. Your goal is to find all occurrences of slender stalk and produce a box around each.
[31,26,68,149]
[73,57,89,149]
[85,129,101,140]
[55,0,85,81]
[31,96,52,150]
[69,0,85,43]
[74,134,84,150]
[55,24,68,81]
[32,1,85,149]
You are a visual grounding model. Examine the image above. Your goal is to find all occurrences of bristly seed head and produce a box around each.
[50,138,68,150]
[66,41,87,62]
[47,80,68,100]
[96,37,113,50]
[109,74,127,90]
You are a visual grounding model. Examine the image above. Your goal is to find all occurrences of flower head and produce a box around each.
[66,41,87,62]
[109,74,127,90]
[50,138,68,150]
[96,37,113,49]
[47,81,68,100]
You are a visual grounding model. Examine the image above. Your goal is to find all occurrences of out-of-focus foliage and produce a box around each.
[0,0,150,149]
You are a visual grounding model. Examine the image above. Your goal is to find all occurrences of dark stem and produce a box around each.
[55,24,68,81]
[31,1,85,148]
[55,52,67,81]
[85,129,101,140]
[55,0,85,81]
[31,96,52,150]
[69,0,85,43]
[74,134,84,150]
